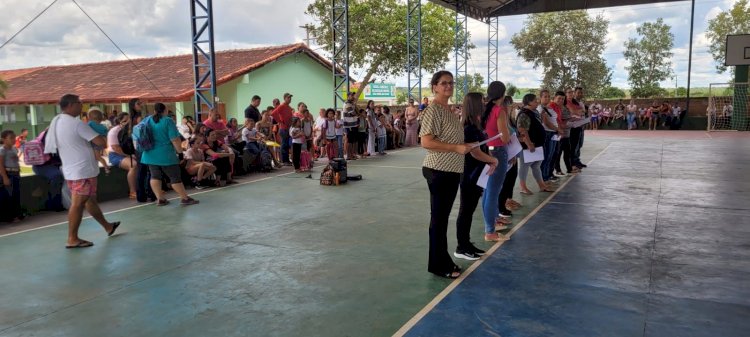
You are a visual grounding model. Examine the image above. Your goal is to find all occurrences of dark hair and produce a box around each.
[574,87,583,91]
[59,94,80,109]
[153,102,166,123]
[1,129,15,140]
[539,89,549,96]
[522,93,537,106]
[326,108,335,115]
[430,70,453,93]
[20,128,27,133]
[463,93,484,129]
[128,98,141,113]
[227,118,237,129]
[252,95,261,101]
[383,106,390,114]
[503,95,514,107]
[367,100,375,109]
[555,91,565,97]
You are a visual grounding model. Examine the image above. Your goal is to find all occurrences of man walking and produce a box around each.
[46,94,120,249]
[271,93,294,165]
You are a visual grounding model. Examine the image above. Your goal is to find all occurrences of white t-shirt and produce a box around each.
[290,127,304,144]
[335,119,344,136]
[323,120,337,139]
[538,105,558,132]
[315,117,327,129]
[242,127,257,143]
[185,147,204,162]
[107,125,122,152]
[723,105,733,117]
[178,123,191,139]
[54,114,101,180]
[376,121,386,137]
[627,104,638,113]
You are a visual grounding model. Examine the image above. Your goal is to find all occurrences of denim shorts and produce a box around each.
[108,152,127,167]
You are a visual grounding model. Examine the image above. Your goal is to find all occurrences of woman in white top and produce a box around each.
[106,112,137,198]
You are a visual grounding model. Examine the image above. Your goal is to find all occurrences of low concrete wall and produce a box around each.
[21,168,130,214]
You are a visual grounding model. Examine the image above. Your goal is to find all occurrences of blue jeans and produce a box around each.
[279,128,290,163]
[481,147,508,234]
[541,131,558,181]
[336,135,344,158]
[627,112,636,129]
[32,164,64,211]
[377,136,386,153]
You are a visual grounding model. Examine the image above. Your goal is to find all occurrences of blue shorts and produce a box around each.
[109,152,127,167]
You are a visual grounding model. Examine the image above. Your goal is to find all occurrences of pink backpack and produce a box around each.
[300,150,313,171]
[23,131,50,166]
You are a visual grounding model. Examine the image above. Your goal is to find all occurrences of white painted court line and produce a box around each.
[348,164,422,170]
[392,142,613,337]
[0,171,296,239]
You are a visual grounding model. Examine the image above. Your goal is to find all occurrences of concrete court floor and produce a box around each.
[0,131,728,337]
[403,131,750,337]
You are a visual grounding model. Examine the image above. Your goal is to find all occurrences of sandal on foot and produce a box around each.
[156,199,170,206]
[520,190,533,195]
[65,240,94,249]
[442,265,461,279]
[107,221,121,237]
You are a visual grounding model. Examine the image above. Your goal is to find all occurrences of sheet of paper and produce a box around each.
[552,135,561,141]
[506,134,523,159]
[523,147,545,163]
[567,117,591,128]
[476,164,490,189]
[472,133,502,148]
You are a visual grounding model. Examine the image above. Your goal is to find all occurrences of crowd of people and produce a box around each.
[585,99,686,131]
[419,70,600,279]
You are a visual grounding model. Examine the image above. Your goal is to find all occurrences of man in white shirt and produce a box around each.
[48,94,120,249]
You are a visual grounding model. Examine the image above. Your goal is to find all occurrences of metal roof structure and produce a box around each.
[429,0,687,21]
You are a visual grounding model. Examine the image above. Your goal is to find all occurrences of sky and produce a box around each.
[0,0,742,90]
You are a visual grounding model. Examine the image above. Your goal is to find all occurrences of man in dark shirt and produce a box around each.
[244,95,262,123]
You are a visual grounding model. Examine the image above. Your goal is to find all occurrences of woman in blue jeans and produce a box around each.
[481,81,512,242]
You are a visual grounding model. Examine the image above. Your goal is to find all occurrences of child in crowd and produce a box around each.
[376,114,387,155]
[243,119,261,155]
[290,117,305,172]
[14,128,28,162]
[0,130,23,222]
[335,110,344,158]
[185,137,216,189]
[87,108,111,175]
[590,103,599,130]
[321,108,338,160]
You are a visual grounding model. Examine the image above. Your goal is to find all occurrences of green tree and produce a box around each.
[456,73,485,95]
[675,87,687,97]
[706,0,750,73]
[623,18,674,98]
[306,0,472,101]
[599,86,627,99]
[510,10,611,96]
[506,83,518,98]
[396,89,408,105]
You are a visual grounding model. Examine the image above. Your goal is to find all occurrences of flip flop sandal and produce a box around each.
[442,265,461,279]
[65,240,94,249]
[108,221,121,237]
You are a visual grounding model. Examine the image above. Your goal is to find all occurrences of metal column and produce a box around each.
[190,0,217,121]
[454,2,469,103]
[406,0,422,102]
[331,0,350,111]
[487,16,499,84]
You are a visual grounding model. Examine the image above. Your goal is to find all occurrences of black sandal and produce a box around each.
[107,221,121,237]
[442,265,462,279]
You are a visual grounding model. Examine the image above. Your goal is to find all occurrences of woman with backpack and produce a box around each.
[140,103,199,206]
[107,112,138,199]
[517,94,554,195]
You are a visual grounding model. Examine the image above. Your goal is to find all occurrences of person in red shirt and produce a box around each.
[14,128,28,161]
[203,109,229,139]
[271,93,294,165]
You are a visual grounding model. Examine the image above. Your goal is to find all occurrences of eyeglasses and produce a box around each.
[438,81,455,87]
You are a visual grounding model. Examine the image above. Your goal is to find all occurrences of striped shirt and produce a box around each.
[419,102,464,173]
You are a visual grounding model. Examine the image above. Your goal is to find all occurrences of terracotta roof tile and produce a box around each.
[0,43,336,105]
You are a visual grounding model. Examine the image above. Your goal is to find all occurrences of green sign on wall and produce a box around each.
[364,83,396,99]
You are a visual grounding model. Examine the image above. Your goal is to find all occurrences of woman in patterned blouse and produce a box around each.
[420,70,476,279]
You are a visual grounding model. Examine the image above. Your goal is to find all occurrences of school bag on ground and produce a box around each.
[132,116,155,152]
[260,150,273,172]
[23,131,50,166]
[320,164,334,186]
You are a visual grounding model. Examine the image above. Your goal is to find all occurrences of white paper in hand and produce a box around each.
[506,134,523,159]
[476,164,491,189]
[522,147,544,163]
[552,135,561,141]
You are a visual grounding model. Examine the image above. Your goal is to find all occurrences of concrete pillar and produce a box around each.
[732,65,748,131]
[175,102,186,120]
[122,103,128,113]
[29,105,38,137]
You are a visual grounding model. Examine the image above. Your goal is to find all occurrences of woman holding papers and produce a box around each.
[420,71,476,279]
[517,94,555,195]
[480,81,512,243]
[454,93,500,261]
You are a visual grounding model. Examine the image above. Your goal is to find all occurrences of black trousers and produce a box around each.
[569,127,583,166]
[558,137,573,173]
[357,131,367,154]
[212,157,232,181]
[136,160,155,202]
[499,162,518,213]
[456,179,482,251]
[423,167,460,275]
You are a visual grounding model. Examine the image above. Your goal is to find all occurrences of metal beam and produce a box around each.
[190,0,217,121]
[487,16,499,84]
[331,0,350,111]
[407,0,422,102]
[455,2,469,103]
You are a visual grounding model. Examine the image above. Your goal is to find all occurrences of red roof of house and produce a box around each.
[0,43,336,105]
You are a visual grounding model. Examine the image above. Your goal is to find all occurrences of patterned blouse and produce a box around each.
[419,102,464,173]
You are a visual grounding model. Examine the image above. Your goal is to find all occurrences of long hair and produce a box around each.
[463,92,484,129]
[482,81,507,129]
[153,103,166,123]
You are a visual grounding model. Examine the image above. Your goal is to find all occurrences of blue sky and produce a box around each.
[0,0,741,90]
